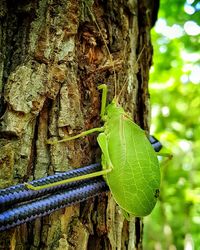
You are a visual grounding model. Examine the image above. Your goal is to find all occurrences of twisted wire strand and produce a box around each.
[0,178,108,231]
[148,135,162,152]
[0,163,101,210]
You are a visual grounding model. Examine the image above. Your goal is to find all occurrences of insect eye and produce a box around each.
[154,189,160,198]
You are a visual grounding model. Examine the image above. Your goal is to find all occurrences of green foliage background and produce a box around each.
[144,0,200,249]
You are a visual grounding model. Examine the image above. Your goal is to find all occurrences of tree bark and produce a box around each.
[0,0,156,249]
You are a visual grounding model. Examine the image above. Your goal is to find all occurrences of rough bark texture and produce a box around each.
[0,0,156,249]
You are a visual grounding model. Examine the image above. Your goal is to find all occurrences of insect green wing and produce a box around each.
[25,84,160,217]
[98,100,160,217]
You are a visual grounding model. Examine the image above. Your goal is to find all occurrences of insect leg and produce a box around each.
[26,133,113,190]
[97,133,113,171]
[156,152,173,166]
[156,153,172,158]
[47,127,104,144]
[98,84,108,119]
[25,168,111,191]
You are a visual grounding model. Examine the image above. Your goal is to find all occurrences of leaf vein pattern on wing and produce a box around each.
[119,114,128,208]
[129,124,155,208]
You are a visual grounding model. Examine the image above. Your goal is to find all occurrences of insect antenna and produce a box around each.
[86,4,118,98]
[116,45,146,105]
[116,77,128,105]
[87,4,145,107]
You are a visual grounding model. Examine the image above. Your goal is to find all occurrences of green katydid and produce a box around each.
[25,6,161,218]
[25,83,160,217]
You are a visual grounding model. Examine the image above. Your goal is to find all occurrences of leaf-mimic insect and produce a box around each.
[26,83,160,217]
[25,6,161,218]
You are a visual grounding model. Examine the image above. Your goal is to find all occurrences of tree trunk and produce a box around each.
[0,0,156,249]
